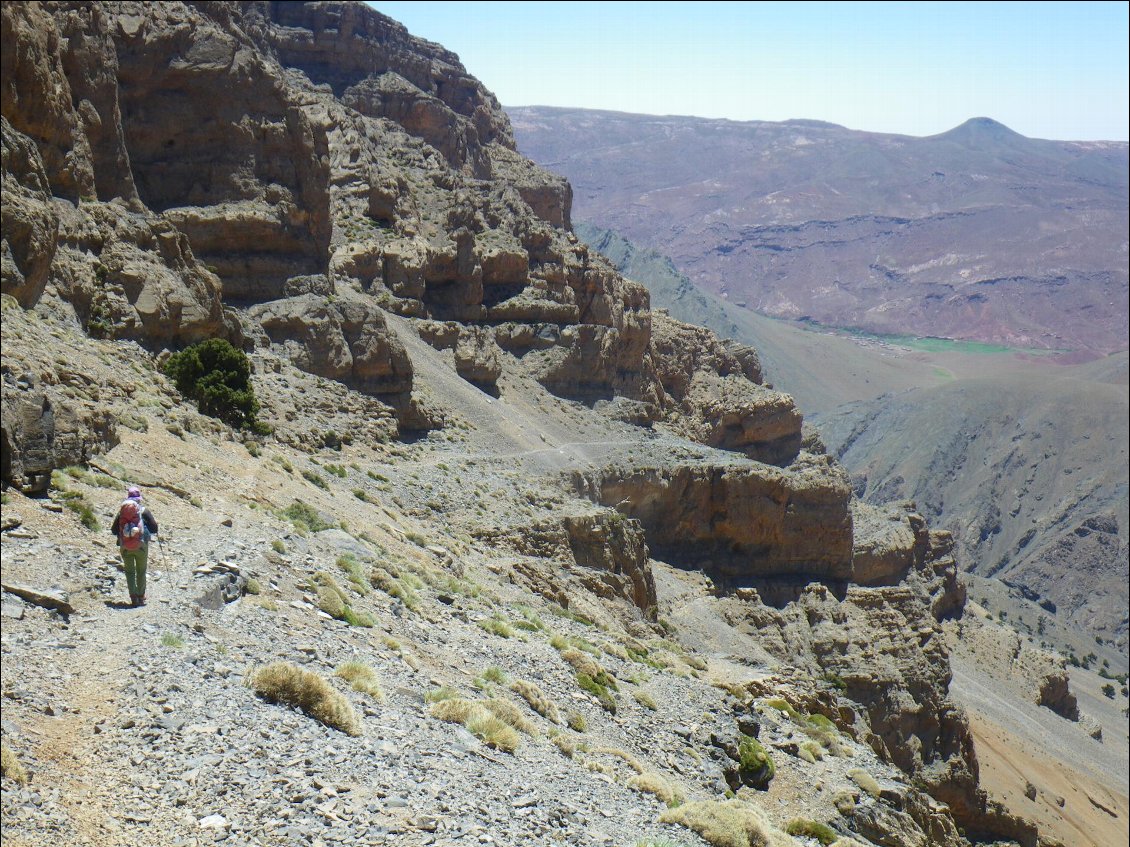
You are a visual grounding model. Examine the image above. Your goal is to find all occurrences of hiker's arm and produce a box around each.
[143,510,158,535]
[110,514,120,536]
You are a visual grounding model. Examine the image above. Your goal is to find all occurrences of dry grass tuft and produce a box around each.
[1,743,28,785]
[483,698,536,736]
[594,746,645,774]
[628,771,685,807]
[334,660,384,701]
[848,768,882,798]
[465,712,521,753]
[660,799,771,847]
[511,679,561,724]
[429,697,524,753]
[552,734,579,758]
[251,662,360,736]
[633,689,659,710]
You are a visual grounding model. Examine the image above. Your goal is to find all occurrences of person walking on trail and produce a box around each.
[110,486,159,607]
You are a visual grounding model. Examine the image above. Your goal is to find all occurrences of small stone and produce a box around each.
[198,813,227,829]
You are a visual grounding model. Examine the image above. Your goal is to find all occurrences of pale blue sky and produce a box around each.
[367,1,1129,141]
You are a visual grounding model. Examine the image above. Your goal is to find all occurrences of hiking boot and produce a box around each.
[137,594,147,606]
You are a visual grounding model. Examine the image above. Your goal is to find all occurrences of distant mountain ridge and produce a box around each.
[510,107,1129,356]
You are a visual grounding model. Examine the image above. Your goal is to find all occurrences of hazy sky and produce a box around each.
[368,1,1129,141]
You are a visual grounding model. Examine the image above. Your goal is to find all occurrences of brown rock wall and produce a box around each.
[575,452,854,581]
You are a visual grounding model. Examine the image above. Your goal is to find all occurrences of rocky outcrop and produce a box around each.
[561,513,657,613]
[1,371,118,495]
[851,500,965,621]
[1,117,59,306]
[473,510,657,614]
[574,452,854,583]
[453,327,502,388]
[651,312,802,466]
[248,293,411,398]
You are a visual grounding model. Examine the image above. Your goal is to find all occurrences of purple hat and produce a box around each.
[127,486,142,499]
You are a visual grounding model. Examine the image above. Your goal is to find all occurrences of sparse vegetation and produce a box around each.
[848,768,882,798]
[251,662,360,735]
[160,632,185,648]
[660,799,770,847]
[784,818,838,845]
[281,500,333,533]
[510,679,561,724]
[566,710,587,732]
[629,771,684,807]
[2,743,28,785]
[429,697,525,753]
[335,661,384,701]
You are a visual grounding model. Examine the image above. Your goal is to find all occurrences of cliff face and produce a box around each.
[1,3,1048,846]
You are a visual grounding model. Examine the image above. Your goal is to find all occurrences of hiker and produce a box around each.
[110,486,159,607]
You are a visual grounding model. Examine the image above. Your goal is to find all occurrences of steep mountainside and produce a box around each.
[1,4,1123,847]
[511,107,1129,357]
[580,223,1129,655]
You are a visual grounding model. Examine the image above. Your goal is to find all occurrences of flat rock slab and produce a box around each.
[1,582,75,615]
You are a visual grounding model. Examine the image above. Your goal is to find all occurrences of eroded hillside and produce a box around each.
[2,3,1123,847]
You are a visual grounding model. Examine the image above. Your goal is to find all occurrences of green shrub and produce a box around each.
[160,632,185,648]
[163,338,266,431]
[566,710,587,732]
[479,616,516,638]
[281,500,333,533]
[251,662,359,735]
[737,734,774,788]
[302,469,328,489]
[784,818,837,845]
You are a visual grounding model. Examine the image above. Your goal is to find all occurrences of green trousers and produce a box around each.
[121,545,149,597]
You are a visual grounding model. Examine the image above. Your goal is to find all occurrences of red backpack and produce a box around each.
[119,499,144,551]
